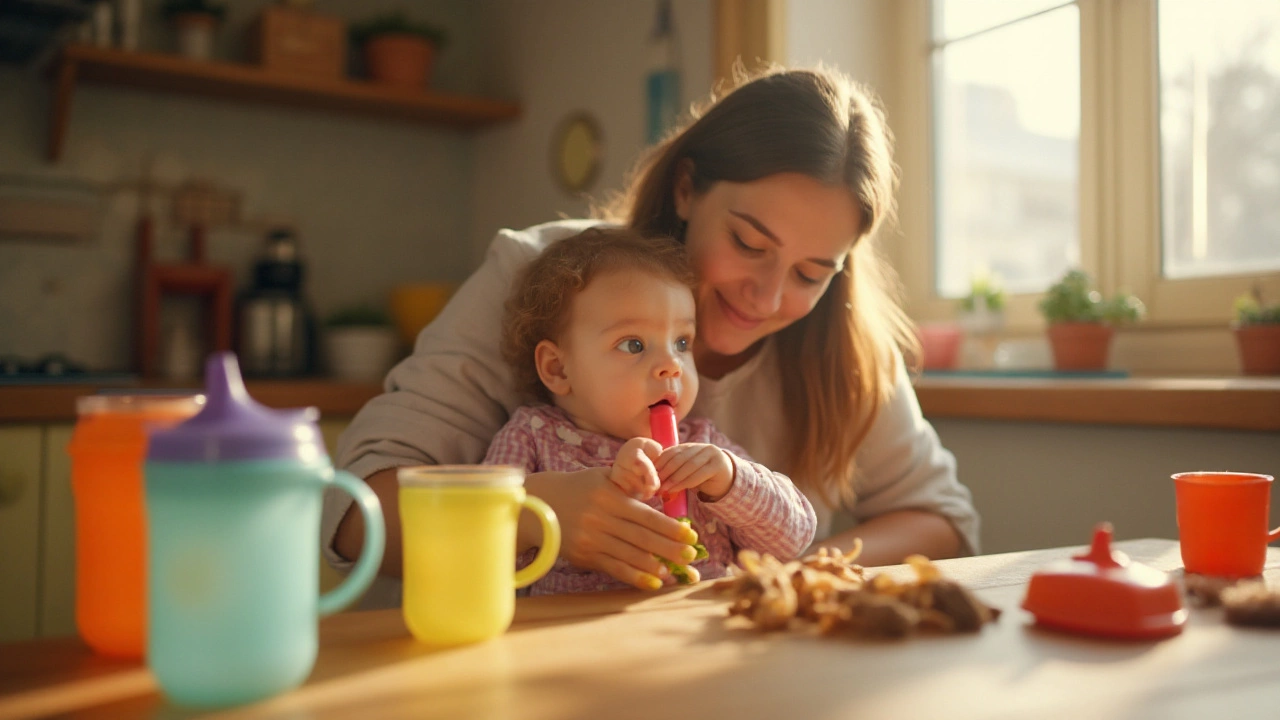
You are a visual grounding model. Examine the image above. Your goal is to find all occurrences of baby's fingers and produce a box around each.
[654,445,692,475]
[633,455,660,497]
[660,448,716,491]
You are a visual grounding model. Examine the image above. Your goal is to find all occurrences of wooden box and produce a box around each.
[253,7,346,80]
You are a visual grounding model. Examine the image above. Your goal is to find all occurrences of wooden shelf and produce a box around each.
[47,44,522,160]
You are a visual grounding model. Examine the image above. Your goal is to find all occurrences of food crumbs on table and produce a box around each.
[1221,582,1280,627]
[1182,572,1265,607]
[714,540,1000,638]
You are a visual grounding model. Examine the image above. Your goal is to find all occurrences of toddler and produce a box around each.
[484,227,816,595]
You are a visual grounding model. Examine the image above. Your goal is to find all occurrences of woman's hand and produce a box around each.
[655,443,735,501]
[522,468,702,590]
[610,437,663,499]
[810,510,965,566]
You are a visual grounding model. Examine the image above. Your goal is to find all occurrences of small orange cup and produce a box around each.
[1172,471,1280,578]
[68,394,203,658]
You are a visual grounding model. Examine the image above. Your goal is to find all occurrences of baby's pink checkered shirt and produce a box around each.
[483,404,816,596]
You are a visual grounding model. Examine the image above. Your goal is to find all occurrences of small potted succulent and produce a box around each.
[350,12,448,89]
[1038,269,1145,371]
[160,0,227,61]
[323,305,400,382]
[1232,288,1280,375]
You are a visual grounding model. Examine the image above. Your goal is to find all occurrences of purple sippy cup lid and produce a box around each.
[146,352,323,463]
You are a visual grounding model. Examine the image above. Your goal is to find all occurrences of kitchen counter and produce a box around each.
[0,379,383,423]
[2,375,1277,431]
[913,375,1280,432]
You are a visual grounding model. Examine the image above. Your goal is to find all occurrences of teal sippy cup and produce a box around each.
[144,352,385,708]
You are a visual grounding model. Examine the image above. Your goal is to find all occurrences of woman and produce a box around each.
[323,66,978,606]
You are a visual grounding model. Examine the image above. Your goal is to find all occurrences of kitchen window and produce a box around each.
[932,1,1080,298]
[893,0,1280,370]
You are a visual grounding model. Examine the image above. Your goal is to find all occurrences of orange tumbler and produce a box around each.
[1172,471,1280,578]
[68,394,203,658]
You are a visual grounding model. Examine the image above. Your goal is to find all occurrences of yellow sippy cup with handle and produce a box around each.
[398,465,560,645]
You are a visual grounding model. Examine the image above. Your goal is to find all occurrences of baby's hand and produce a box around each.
[656,443,734,501]
[610,437,663,499]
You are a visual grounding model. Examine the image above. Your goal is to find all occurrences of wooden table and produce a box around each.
[3,539,1278,720]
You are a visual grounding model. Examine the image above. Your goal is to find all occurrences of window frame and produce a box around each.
[890,0,1280,372]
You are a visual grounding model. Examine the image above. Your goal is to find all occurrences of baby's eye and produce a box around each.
[674,337,690,352]
[616,338,645,354]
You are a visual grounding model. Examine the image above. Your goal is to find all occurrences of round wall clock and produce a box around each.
[552,112,603,194]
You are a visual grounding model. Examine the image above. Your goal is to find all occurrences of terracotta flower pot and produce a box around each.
[917,322,964,370]
[364,34,436,89]
[1234,324,1280,375]
[1047,322,1114,371]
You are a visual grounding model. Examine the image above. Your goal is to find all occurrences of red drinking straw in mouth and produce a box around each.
[648,402,686,517]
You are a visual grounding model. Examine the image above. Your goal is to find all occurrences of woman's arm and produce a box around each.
[841,360,981,556]
[332,464,702,588]
[321,221,599,578]
[333,466,403,576]
[809,509,963,566]
[519,468,700,588]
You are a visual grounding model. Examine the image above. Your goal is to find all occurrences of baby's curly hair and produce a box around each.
[502,227,696,403]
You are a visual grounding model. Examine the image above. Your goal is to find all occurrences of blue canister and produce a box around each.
[144,352,385,707]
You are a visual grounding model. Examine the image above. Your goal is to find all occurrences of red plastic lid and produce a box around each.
[1022,523,1186,640]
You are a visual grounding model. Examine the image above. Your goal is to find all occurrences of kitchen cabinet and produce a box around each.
[39,424,75,638]
[0,426,43,643]
[0,418,353,642]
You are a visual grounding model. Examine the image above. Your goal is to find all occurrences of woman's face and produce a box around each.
[675,171,863,362]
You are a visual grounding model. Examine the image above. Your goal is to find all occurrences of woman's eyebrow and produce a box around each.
[730,210,839,269]
[730,210,779,244]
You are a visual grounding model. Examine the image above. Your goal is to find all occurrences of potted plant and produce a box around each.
[1038,269,1145,371]
[957,272,1006,335]
[916,322,964,371]
[160,0,227,61]
[323,305,400,382]
[350,12,448,89]
[1232,288,1280,375]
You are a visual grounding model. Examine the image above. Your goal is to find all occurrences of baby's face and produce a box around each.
[553,269,699,440]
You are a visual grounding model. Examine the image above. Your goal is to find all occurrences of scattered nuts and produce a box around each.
[716,542,1000,639]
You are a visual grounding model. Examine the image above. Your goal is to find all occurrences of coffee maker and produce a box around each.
[236,228,315,376]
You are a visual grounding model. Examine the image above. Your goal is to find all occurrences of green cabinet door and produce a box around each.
[0,426,43,641]
[41,423,76,638]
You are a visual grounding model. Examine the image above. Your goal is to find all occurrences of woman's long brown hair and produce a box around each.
[602,65,918,508]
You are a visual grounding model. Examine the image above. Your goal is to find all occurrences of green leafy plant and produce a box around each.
[159,0,227,22]
[349,12,449,48]
[324,305,393,328]
[1233,288,1280,326]
[1038,269,1145,325]
[958,273,1006,313]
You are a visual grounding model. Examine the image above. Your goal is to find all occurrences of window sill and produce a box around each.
[913,375,1280,431]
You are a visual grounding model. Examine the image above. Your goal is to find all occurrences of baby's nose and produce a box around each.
[654,353,681,378]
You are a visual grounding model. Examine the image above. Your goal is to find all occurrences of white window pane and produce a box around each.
[934,5,1080,297]
[937,0,1071,42]
[1158,0,1280,280]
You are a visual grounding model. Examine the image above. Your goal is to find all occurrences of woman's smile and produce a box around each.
[716,291,764,330]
